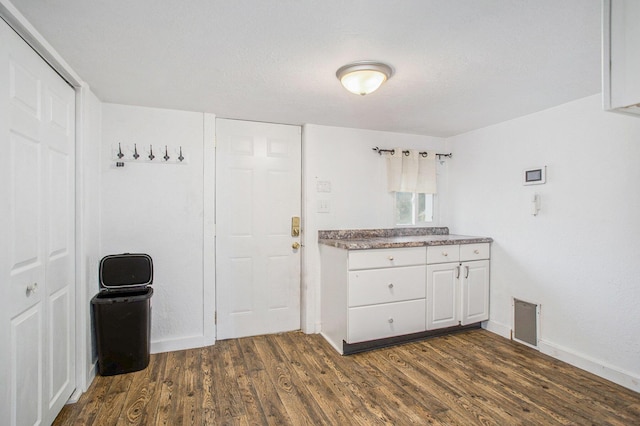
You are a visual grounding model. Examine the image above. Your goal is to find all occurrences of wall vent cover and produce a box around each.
[514,299,538,347]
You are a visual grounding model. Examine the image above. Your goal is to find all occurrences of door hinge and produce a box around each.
[214,311,217,324]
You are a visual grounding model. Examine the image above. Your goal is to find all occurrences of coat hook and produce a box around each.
[148,145,155,161]
[117,143,124,159]
[163,145,170,161]
[178,146,184,162]
[133,143,140,159]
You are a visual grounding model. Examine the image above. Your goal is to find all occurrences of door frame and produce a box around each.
[0,0,90,400]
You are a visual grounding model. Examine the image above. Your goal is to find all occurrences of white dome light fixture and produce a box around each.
[336,61,393,96]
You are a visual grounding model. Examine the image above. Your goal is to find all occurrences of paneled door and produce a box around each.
[426,263,459,330]
[216,119,301,339]
[0,20,76,425]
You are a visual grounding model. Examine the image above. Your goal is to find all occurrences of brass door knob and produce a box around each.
[292,242,300,249]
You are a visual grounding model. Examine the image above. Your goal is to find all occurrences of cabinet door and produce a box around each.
[606,0,640,112]
[461,260,490,325]
[426,263,459,330]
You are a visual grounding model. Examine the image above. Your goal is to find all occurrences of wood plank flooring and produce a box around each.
[54,330,640,425]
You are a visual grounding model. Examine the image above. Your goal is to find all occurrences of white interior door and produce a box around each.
[216,119,301,339]
[0,20,76,426]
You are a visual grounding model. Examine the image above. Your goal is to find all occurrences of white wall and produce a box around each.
[302,124,447,332]
[446,94,640,391]
[100,103,215,353]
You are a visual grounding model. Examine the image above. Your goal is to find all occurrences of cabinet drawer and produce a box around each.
[348,247,426,270]
[349,265,426,307]
[348,299,426,343]
[427,244,460,264]
[460,243,490,261]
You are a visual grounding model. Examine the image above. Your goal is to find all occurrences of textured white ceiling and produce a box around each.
[11,0,601,136]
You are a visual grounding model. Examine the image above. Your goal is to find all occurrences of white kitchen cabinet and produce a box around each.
[603,0,640,115]
[426,243,490,330]
[320,239,490,354]
[320,245,426,354]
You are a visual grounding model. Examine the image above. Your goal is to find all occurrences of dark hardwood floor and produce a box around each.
[54,329,640,425]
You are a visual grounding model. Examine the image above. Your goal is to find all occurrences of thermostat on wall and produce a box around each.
[523,166,546,185]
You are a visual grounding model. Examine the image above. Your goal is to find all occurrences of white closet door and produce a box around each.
[0,20,76,426]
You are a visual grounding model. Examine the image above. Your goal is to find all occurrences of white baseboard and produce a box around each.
[151,334,216,354]
[86,361,96,390]
[67,388,82,404]
[319,332,343,355]
[67,360,97,404]
[483,319,511,339]
[538,339,640,394]
[484,322,640,394]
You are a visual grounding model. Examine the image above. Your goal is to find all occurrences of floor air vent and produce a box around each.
[513,299,538,348]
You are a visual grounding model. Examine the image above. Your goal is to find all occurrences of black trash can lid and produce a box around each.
[99,253,153,290]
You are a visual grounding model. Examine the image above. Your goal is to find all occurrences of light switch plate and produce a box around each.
[317,199,330,213]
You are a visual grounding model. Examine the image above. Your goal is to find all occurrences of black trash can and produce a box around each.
[91,253,153,376]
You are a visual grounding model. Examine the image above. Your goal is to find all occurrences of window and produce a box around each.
[395,192,433,225]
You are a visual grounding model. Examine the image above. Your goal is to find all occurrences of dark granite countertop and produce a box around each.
[318,227,492,250]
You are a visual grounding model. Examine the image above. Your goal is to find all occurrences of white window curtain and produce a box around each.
[385,148,437,194]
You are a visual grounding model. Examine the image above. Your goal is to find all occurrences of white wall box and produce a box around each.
[426,243,490,331]
[603,0,640,114]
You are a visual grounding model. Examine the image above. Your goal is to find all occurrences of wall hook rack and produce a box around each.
[372,146,452,159]
[111,142,187,165]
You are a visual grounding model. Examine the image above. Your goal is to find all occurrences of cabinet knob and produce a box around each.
[474,249,480,254]
[388,256,394,261]
[388,283,394,289]
[388,318,394,323]
[442,252,448,256]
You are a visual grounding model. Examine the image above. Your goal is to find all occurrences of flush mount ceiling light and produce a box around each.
[336,61,393,96]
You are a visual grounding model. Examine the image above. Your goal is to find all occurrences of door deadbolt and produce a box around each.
[291,216,300,237]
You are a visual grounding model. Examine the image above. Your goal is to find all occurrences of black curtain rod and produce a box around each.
[372,146,452,159]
